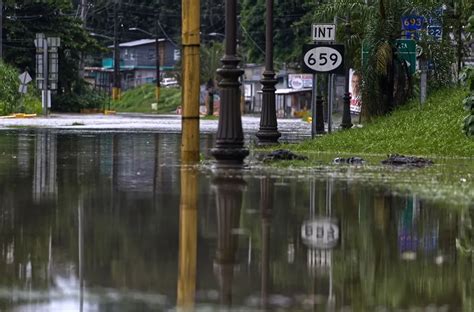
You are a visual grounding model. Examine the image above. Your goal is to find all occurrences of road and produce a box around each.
[0,113,314,141]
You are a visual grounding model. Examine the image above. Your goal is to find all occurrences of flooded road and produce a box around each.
[0,130,472,311]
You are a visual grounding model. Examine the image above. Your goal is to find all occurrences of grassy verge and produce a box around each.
[112,84,181,114]
[291,87,474,158]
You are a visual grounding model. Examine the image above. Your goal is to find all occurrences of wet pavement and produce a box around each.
[0,128,472,311]
[0,114,313,142]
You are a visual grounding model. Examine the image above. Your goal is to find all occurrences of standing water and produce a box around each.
[0,130,472,311]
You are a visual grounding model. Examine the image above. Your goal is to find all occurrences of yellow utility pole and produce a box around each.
[177,167,198,311]
[181,0,200,163]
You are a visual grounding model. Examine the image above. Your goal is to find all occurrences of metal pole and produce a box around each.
[211,0,249,165]
[340,19,353,129]
[420,59,427,106]
[112,1,121,101]
[43,38,48,116]
[256,0,281,145]
[328,74,333,133]
[181,0,200,163]
[311,74,317,138]
[155,17,161,102]
[0,0,3,59]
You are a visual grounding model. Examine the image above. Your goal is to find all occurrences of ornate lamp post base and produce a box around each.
[256,73,281,145]
[340,92,353,129]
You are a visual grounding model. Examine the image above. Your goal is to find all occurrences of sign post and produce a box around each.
[34,34,60,116]
[309,24,340,137]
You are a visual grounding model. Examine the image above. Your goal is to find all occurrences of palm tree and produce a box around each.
[308,0,448,120]
[201,41,224,115]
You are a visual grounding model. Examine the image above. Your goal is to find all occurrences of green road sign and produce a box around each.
[362,39,417,75]
[395,39,416,74]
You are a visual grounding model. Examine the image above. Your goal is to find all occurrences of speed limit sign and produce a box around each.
[302,44,344,74]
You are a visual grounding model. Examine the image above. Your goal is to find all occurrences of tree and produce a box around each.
[2,0,102,111]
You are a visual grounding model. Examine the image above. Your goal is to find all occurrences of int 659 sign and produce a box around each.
[302,44,344,74]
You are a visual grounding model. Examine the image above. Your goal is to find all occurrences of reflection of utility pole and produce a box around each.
[177,167,198,311]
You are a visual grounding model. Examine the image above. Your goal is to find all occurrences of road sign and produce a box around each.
[395,39,416,75]
[401,15,424,31]
[302,44,344,74]
[427,26,442,41]
[301,217,340,249]
[312,24,336,42]
[18,72,32,85]
[19,84,28,94]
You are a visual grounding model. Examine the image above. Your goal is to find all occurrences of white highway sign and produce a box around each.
[312,24,336,42]
[302,44,345,74]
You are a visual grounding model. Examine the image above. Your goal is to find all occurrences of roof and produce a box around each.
[108,38,167,48]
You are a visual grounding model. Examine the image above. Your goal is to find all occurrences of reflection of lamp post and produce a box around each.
[212,174,246,307]
[129,27,161,101]
[260,177,273,309]
[211,0,249,165]
[256,0,281,145]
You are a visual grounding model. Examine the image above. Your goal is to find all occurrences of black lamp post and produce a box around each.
[340,20,353,129]
[256,0,281,145]
[211,0,249,165]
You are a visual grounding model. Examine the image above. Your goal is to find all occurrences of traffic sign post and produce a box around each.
[34,34,60,116]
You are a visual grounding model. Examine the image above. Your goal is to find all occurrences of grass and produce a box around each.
[112,84,181,114]
[291,87,474,158]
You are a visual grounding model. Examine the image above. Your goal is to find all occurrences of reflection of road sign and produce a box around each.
[312,24,336,42]
[301,217,340,249]
[302,44,344,74]
[395,39,416,75]
[401,16,424,31]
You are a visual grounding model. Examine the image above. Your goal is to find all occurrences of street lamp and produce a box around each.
[129,27,161,101]
[256,0,281,145]
[211,0,249,165]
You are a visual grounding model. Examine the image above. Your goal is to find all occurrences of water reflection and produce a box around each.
[0,130,471,311]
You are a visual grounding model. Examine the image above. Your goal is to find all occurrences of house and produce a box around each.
[85,38,180,93]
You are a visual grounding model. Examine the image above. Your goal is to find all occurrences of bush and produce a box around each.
[0,61,41,116]
[0,61,21,115]
[53,80,109,112]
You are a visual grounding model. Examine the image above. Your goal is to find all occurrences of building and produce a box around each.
[85,38,180,93]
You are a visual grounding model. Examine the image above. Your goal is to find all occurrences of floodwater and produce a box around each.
[0,130,472,312]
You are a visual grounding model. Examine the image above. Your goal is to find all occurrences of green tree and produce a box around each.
[3,0,103,111]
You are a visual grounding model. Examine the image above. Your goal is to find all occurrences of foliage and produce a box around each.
[240,0,307,65]
[200,41,224,84]
[114,84,181,113]
[0,61,20,116]
[3,1,103,112]
[53,81,109,112]
[460,12,474,137]
[0,61,41,116]
[291,87,474,157]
